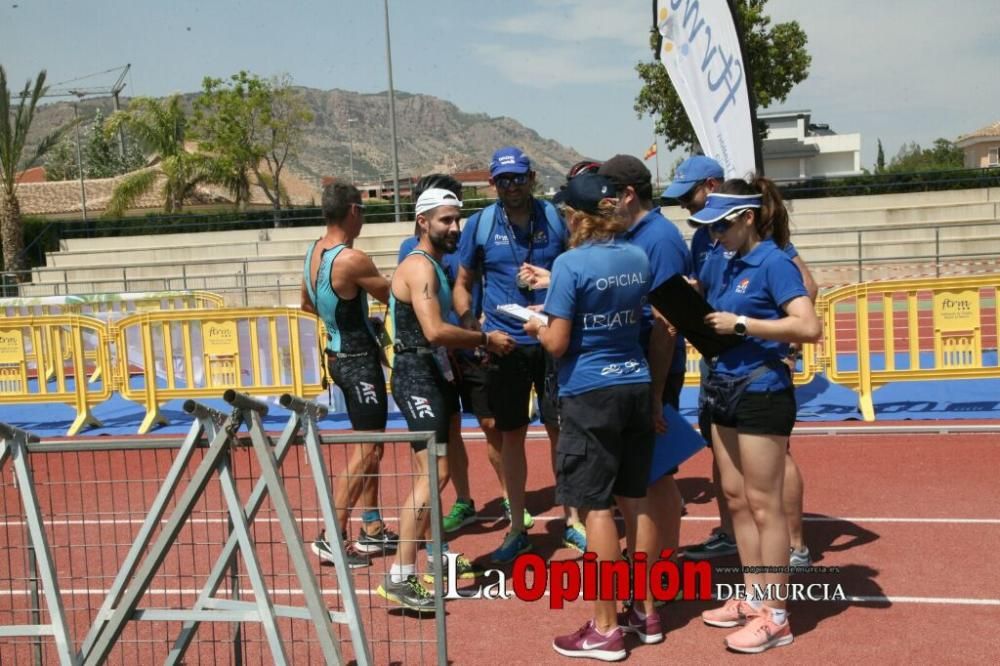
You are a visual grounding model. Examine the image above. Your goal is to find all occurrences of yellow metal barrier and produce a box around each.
[2,291,224,385]
[115,308,326,433]
[0,315,112,435]
[821,274,1000,421]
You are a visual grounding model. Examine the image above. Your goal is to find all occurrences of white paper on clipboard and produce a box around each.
[496,303,549,326]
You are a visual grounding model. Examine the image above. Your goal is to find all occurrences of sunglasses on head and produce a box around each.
[495,174,530,189]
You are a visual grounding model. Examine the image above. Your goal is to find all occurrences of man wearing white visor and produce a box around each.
[378,188,515,611]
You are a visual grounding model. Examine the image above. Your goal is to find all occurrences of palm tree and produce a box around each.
[1,67,70,278]
[103,95,221,217]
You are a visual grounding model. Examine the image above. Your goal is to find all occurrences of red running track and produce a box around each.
[2,426,999,663]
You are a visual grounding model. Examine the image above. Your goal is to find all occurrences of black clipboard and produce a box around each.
[647,274,743,359]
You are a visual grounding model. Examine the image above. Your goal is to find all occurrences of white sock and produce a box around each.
[389,563,415,584]
[770,608,787,625]
[746,597,763,610]
[594,621,617,637]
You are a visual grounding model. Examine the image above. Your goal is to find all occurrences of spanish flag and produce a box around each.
[644,142,657,161]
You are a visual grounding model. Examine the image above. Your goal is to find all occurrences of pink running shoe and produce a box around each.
[617,605,664,644]
[725,610,794,654]
[701,598,758,628]
[552,620,626,662]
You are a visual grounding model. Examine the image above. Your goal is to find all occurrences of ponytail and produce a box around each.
[751,175,790,248]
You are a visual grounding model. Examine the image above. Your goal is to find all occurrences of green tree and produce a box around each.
[634,0,811,151]
[44,134,80,181]
[83,109,146,178]
[876,139,886,173]
[886,139,964,173]
[104,95,221,217]
[1,67,72,277]
[192,71,312,225]
[45,109,148,181]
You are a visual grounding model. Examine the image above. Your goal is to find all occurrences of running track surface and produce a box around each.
[2,424,999,663]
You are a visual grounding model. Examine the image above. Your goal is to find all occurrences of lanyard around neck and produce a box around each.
[498,203,536,267]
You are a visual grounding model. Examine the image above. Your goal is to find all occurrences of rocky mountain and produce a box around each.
[25,88,591,190]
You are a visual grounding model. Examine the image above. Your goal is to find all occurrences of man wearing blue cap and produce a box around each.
[664,156,816,568]
[663,155,725,277]
[453,147,573,563]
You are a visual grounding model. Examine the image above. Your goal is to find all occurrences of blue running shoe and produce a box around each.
[563,523,587,553]
[491,531,532,564]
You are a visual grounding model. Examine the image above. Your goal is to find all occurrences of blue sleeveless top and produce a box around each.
[303,241,377,353]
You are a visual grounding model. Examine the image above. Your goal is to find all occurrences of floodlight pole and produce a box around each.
[69,91,89,221]
[383,0,402,222]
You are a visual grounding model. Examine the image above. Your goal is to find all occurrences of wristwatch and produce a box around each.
[734,315,749,336]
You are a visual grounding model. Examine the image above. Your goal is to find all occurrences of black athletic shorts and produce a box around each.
[326,349,387,431]
[455,352,492,420]
[712,387,797,437]
[555,383,654,510]
[391,353,459,451]
[486,344,558,431]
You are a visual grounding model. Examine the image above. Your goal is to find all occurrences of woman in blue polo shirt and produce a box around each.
[524,173,660,661]
[691,178,821,654]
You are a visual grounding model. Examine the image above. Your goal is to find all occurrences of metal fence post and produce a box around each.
[935,227,941,277]
[27,547,43,666]
[425,434,448,666]
[857,231,863,283]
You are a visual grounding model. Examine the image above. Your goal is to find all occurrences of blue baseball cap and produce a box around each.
[552,173,616,214]
[688,193,762,224]
[490,146,532,178]
[662,155,724,200]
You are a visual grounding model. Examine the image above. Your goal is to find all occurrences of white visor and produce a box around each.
[415,188,463,216]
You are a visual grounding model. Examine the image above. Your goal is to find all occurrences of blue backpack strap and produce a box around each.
[302,239,320,306]
[474,203,497,257]
[539,199,565,242]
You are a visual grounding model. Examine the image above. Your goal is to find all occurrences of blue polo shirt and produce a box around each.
[701,238,808,392]
[543,239,651,397]
[457,200,567,345]
[397,235,481,323]
[691,225,714,276]
[625,208,693,374]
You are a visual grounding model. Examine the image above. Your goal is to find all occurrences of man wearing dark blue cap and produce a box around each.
[597,154,692,590]
[454,146,571,563]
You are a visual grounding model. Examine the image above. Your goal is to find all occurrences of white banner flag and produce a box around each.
[655,0,758,178]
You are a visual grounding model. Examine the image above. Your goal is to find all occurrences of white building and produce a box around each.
[759,110,862,182]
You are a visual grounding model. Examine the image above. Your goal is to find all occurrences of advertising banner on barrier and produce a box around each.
[654,0,758,177]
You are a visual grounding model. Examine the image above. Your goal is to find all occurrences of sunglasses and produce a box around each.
[495,174,530,190]
[709,210,748,234]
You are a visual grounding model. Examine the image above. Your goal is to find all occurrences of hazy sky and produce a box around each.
[3,0,998,179]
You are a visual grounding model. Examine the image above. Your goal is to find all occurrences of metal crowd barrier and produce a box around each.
[820,274,1000,420]
[0,394,449,664]
[114,308,326,434]
[0,315,111,435]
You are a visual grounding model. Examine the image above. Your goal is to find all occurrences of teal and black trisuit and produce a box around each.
[304,241,387,430]
[389,250,459,449]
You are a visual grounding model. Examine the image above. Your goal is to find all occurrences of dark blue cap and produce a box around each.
[552,173,616,214]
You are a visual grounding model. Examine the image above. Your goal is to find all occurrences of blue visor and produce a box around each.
[688,193,762,224]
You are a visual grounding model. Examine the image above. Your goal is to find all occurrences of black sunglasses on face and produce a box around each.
[495,174,530,190]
